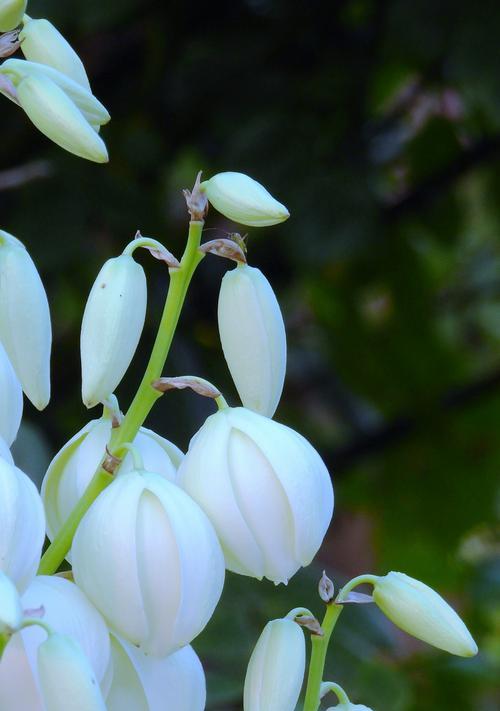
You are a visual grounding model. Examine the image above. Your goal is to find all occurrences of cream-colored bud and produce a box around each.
[72,470,225,657]
[106,637,206,711]
[373,572,478,657]
[0,231,51,410]
[16,73,108,162]
[218,264,286,417]
[1,58,110,127]
[201,172,290,227]
[244,618,305,711]
[81,255,147,408]
[0,340,22,445]
[38,634,107,711]
[0,457,45,592]
[0,0,26,32]
[42,413,183,554]
[20,16,91,89]
[178,407,334,584]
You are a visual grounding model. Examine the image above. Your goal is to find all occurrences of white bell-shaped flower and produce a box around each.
[0,340,22,446]
[38,633,107,711]
[0,457,45,592]
[81,254,147,408]
[0,436,13,464]
[372,572,478,657]
[0,59,109,161]
[42,412,183,552]
[0,0,26,32]
[0,230,51,410]
[72,469,225,657]
[20,16,91,90]
[106,636,206,711]
[0,571,22,641]
[178,406,334,584]
[244,618,305,711]
[201,172,290,227]
[218,263,286,417]
[0,575,111,711]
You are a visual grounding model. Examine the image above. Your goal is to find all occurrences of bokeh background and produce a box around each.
[2,0,499,708]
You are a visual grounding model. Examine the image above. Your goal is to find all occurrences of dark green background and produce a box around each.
[2,1,499,709]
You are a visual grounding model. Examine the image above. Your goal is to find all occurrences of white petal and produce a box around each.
[0,341,22,446]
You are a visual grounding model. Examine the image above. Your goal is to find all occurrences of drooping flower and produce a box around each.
[218,263,286,417]
[42,412,183,552]
[178,406,334,584]
[72,469,225,657]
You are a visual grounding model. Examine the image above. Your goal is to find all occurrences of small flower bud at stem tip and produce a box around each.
[319,571,335,603]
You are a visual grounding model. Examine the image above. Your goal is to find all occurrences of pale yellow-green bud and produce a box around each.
[0,0,26,32]
[20,16,91,90]
[373,572,478,657]
[80,255,147,408]
[243,618,305,711]
[16,73,108,162]
[201,172,290,227]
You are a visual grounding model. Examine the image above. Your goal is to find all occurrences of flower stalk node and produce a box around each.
[102,446,121,475]
[319,571,335,603]
[183,171,208,221]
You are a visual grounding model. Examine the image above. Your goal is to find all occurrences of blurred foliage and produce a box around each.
[1,0,500,709]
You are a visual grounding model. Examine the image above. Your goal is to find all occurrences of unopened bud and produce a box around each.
[16,73,108,162]
[0,230,51,410]
[319,571,335,603]
[81,255,147,408]
[218,264,286,417]
[373,572,478,657]
[243,618,305,711]
[0,0,26,32]
[20,16,91,90]
[201,172,290,227]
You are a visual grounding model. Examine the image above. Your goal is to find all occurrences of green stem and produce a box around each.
[38,220,205,575]
[336,574,377,603]
[302,603,343,711]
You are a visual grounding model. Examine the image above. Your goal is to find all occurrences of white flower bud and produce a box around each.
[373,572,478,657]
[201,172,290,227]
[0,0,26,32]
[72,470,225,657]
[0,340,22,446]
[178,407,334,584]
[0,231,51,410]
[20,16,91,90]
[42,414,183,553]
[0,575,111,710]
[81,255,147,408]
[243,618,305,711]
[0,458,45,592]
[106,637,206,711]
[38,633,107,711]
[0,571,22,639]
[218,264,286,417]
[16,73,108,162]
[2,58,110,127]
[328,706,373,711]
[0,436,13,464]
